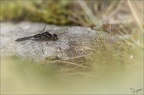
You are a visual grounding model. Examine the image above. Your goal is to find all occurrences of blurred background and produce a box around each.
[0,0,143,94]
[1,0,143,26]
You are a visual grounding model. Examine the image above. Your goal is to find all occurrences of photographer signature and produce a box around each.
[130,88,143,94]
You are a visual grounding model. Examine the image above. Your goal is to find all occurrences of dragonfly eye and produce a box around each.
[52,34,58,40]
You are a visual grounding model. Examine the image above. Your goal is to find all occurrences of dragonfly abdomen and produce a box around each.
[15,36,32,42]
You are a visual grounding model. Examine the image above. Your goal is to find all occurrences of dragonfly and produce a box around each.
[15,24,68,55]
[15,24,59,42]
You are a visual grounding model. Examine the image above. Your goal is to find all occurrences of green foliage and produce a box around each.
[0,0,75,25]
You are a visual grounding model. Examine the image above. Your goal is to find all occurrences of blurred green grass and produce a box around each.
[0,0,75,25]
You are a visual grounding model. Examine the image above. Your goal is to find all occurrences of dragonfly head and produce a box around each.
[52,34,58,41]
